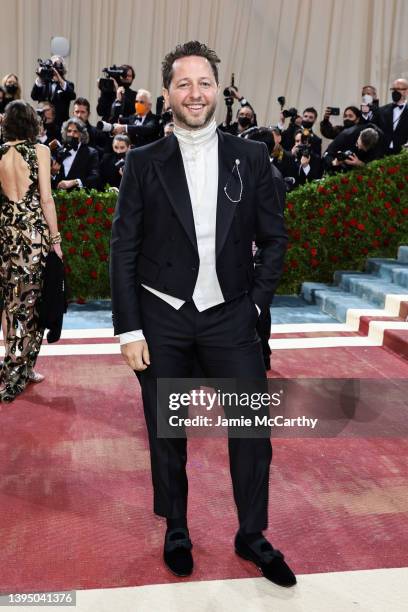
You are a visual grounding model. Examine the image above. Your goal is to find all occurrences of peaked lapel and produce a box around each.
[153,135,197,251]
[66,145,87,180]
[216,129,241,257]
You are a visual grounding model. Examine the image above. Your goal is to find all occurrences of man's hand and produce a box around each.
[323,107,331,120]
[116,86,125,101]
[113,123,126,135]
[57,179,77,190]
[300,154,311,167]
[344,153,364,166]
[121,339,150,371]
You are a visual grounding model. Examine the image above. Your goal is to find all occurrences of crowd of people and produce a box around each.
[0,56,407,193]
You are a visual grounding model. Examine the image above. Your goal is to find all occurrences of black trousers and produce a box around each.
[136,287,272,534]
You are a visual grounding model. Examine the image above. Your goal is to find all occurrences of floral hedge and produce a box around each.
[55,151,408,301]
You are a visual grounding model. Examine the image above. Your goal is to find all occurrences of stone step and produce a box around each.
[334,274,408,308]
[398,245,408,263]
[365,257,408,281]
[313,289,375,322]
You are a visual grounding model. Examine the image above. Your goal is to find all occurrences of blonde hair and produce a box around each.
[1,73,21,99]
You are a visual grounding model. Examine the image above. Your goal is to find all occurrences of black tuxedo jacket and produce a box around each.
[110,129,288,335]
[377,103,408,153]
[52,144,100,190]
[31,80,76,125]
[121,111,161,147]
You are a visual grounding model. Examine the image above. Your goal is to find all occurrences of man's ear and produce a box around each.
[162,87,170,109]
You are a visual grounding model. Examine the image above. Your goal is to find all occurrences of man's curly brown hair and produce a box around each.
[162,41,220,89]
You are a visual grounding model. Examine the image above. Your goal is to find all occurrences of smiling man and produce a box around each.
[110,41,293,587]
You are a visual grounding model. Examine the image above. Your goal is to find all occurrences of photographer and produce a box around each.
[281,106,322,156]
[1,73,21,105]
[290,129,322,186]
[100,134,131,188]
[73,96,109,157]
[320,106,362,139]
[97,64,137,122]
[269,126,297,179]
[36,102,61,144]
[31,56,76,127]
[50,117,100,190]
[323,125,383,173]
[361,85,380,124]
[218,86,257,135]
[112,89,160,147]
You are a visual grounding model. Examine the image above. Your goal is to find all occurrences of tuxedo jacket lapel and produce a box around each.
[153,135,197,251]
[216,129,240,257]
[66,146,86,180]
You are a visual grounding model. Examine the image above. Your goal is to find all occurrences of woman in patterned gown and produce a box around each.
[0,100,63,402]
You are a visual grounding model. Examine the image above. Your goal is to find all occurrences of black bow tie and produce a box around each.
[393,103,404,110]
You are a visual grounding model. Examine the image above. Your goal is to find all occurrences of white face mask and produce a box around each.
[362,94,373,105]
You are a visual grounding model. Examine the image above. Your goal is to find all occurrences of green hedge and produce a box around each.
[55,151,408,301]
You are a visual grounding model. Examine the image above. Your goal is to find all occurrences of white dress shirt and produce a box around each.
[390,102,406,149]
[62,143,83,188]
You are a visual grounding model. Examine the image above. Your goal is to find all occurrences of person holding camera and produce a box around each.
[320,106,362,139]
[281,106,322,156]
[1,74,22,106]
[112,89,161,147]
[268,126,297,179]
[218,86,257,135]
[31,56,76,127]
[73,97,110,158]
[376,78,408,155]
[100,134,131,188]
[290,129,322,186]
[323,125,383,173]
[50,117,100,190]
[35,102,61,145]
[97,64,137,122]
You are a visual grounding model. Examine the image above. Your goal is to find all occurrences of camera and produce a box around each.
[295,144,311,161]
[282,106,298,121]
[224,73,236,107]
[49,140,78,164]
[114,156,126,170]
[327,107,340,116]
[335,150,354,162]
[96,120,114,133]
[36,59,55,83]
[98,65,127,93]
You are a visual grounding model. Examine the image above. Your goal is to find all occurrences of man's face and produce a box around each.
[391,79,408,103]
[362,86,377,98]
[135,94,151,115]
[112,139,129,154]
[122,69,134,85]
[356,135,366,151]
[302,111,316,126]
[237,107,254,122]
[163,55,219,130]
[42,105,54,122]
[67,124,80,139]
[73,104,89,123]
[294,133,302,146]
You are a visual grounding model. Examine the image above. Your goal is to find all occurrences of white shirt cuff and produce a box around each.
[118,330,145,345]
[76,179,83,188]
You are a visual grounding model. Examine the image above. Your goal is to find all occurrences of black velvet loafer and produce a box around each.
[235,532,296,587]
[163,527,194,577]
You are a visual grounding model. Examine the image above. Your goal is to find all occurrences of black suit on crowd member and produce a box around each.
[281,123,322,157]
[97,86,137,122]
[110,129,287,531]
[31,80,76,126]
[376,103,408,154]
[323,123,384,171]
[100,152,125,188]
[52,144,100,190]
[120,111,161,147]
[85,122,111,158]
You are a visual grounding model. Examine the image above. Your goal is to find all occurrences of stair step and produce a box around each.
[398,246,408,263]
[335,275,408,307]
[383,328,408,360]
[314,289,375,322]
[300,282,329,304]
[365,258,408,282]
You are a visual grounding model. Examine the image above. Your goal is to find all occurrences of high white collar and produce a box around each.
[174,118,217,147]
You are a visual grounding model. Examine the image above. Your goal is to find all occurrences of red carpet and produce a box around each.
[0,348,407,593]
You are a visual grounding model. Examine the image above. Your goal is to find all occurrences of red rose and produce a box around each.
[331,183,339,191]
[356,175,364,182]
[394,197,400,203]
[397,182,404,189]
[292,230,301,241]
[100,254,109,262]
[402,208,408,216]
[86,216,96,225]
[64,231,73,241]
[95,202,104,212]
[388,227,396,233]
[367,194,374,202]
[83,250,92,258]
[68,246,76,255]
[290,260,298,269]
[86,197,94,206]
[76,207,87,216]
[90,270,98,279]
[95,230,102,238]
[330,255,338,262]
[317,186,326,194]
[104,220,112,229]
[361,248,369,255]
[287,202,294,210]
[387,166,398,175]
[310,247,317,256]
[303,241,309,249]
[367,180,375,188]
[82,233,89,241]
[384,202,392,209]
[107,207,115,215]
[389,210,397,218]
[319,227,327,235]
[357,223,365,231]
[341,177,349,184]
[78,223,86,230]
[374,229,381,236]
[379,191,386,199]
[64,264,71,274]
[349,218,357,227]
[351,186,359,193]
[311,258,319,267]
[344,192,352,201]
[371,207,379,214]
[318,207,325,216]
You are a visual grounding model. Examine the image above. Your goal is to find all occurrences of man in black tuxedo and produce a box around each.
[51,117,100,190]
[281,107,322,157]
[112,89,161,147]
[376,78,408,155]
[323,124,384,173]
[73,97,110,158]
[110,41,295,587]
[31,55,76,127]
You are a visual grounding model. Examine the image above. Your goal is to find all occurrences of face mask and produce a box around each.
[66,136,79,150]
[302,120,314,129]
[135,102,147,116]
[115,151,126,159]
[362,94,373,105]
[6,84,18,94]
[392,90,403,104]
[238,116,251,128]
[343,119,355,128]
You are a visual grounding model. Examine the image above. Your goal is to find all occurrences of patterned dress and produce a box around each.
[0,141,50,402]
